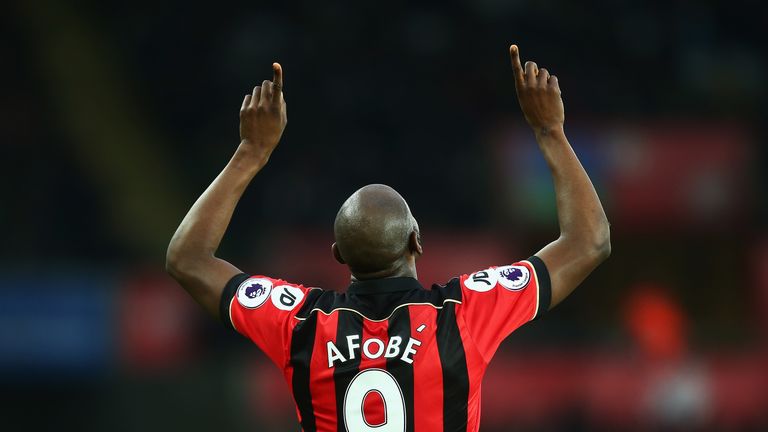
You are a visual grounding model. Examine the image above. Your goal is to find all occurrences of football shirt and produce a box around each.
[221,256,551,431]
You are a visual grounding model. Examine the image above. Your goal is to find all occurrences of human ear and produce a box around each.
[408,231,423,256]
[332,242,346,264]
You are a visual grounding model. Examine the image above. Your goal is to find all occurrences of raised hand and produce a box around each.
[239,62,287,160]
[510,45,564,135]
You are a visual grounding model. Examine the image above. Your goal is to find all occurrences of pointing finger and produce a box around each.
[509,45,524,88]
[272,62,283,92]
[241,94,251,111]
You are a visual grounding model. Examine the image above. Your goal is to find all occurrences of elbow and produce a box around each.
[165,242,214,284]
[595,235,611,262]
[165,245,184,279]
[568,220,611,266]
[590,221,612,263]
[165,244,198,281]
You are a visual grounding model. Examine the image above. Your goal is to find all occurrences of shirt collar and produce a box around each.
[347,277,424,294]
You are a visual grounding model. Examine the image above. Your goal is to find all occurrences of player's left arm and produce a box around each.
[510,44,611,309]
[166,63,287,319]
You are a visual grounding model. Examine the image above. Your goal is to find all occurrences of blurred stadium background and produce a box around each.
[2,0,766,430]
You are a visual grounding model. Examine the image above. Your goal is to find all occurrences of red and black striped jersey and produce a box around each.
[221,256,551,432]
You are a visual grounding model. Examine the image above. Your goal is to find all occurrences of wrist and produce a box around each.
[232,142,270,170]
[532,124,565,140]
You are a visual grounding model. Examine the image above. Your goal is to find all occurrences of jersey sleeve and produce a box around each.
[220,273,314,367]
[457,256,551,363]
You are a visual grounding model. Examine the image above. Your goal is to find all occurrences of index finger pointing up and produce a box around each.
[509,45,525,87]
[272,62,283,90]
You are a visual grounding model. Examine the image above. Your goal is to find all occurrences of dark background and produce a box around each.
[1,0,766,430]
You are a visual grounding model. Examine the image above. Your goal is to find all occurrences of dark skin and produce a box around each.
[166,63,286,318]
[332,184,423,280]
[166,45,610,319]
[508,44,611,307]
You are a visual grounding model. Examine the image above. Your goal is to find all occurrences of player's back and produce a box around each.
[295,278,469,431]
[222,257,550,432]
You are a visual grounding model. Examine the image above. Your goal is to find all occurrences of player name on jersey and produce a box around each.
[326,334,422,367]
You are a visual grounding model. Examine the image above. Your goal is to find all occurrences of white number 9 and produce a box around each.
[343,368,406,432]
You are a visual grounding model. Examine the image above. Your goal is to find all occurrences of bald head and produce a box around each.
[333,184,421,278]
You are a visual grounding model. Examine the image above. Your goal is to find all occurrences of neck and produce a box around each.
[351,258,417,282]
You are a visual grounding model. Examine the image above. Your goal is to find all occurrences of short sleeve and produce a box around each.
[220,273,314,367]
[457,256,551,363]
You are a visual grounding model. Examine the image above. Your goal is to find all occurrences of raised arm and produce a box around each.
[509,45,610,310]
[166,63,287,319]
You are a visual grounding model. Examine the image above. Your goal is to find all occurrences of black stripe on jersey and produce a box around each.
[220,273,250,331]
[290,313,318,432]
[528,255,552,319]
[434,277,462,300]
[333,310,364,432]
[387,307,415,432]
[296,287,324,317]
[436,281,469,432]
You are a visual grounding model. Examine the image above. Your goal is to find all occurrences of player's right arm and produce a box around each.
[509,44,611,310]
[166,63,287,320]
